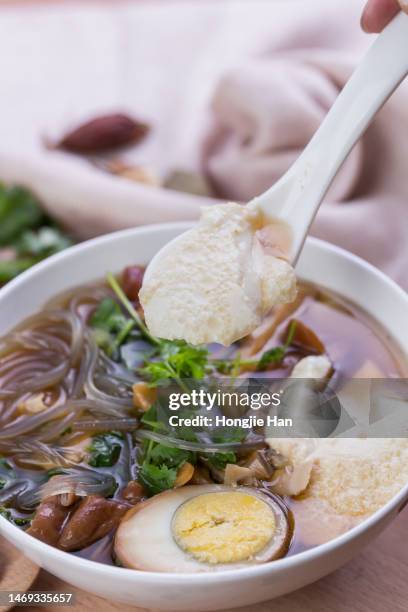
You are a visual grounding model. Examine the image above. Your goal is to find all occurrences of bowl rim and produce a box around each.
[0,222,407,583]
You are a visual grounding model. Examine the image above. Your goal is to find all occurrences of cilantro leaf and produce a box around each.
[137,438,196,496]
[257,346,285,369]
[0,507,32,528]
[87,432,123,468]
[204,428,243,468]
[149,444,195,468]
[138,361,175,387]
[0,184,73,285]
[106,272,157,344]
[139,341,209,388]
[90,298,128,332]
[90,298,135,357]
[212,320,298,373]
[15,227,72,258]
[206,451,236,469]
[138,463,177,496]
[0,258,37,284]
[212,427,245,445]
[257,320,297,369]
[140,405,169,433]
[0,184,43,245]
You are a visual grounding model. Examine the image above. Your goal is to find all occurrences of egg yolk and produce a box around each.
[171,491,276,565]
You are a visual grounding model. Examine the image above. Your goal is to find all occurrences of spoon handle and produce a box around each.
[251,12,408,263]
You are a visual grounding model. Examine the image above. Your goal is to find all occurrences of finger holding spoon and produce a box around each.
[362,0,408,33]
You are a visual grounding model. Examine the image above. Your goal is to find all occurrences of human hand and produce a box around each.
[362,0,408,33]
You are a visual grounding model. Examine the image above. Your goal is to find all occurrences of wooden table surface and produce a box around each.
[11,508,405,612]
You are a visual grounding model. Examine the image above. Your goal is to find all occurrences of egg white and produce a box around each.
[114,485,290,573]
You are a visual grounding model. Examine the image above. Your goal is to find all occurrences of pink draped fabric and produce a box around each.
[0,0,407,287]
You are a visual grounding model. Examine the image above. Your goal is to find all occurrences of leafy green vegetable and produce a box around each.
[139,341,209,389]
[257,320,297,369]
[0,183,73,285]
[0,258,36,284]
[0,507,32,528]
[138,463,178,496]
[90,297,128,332]
[257,346,286,369]
[0,184,43,245]
[160,342,209,380]
[212,320,298,373]
[87,432,123,468]
[15,227,72,258]
[149,444,194,468]
[140,405,169,433]
[106,272,158,344]
[0,508,11,520]
[138,439,195,496]
[204,428,245,469]
[90,297,135,357]
[206,451,236,470]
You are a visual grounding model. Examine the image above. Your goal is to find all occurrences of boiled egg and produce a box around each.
[114,485,290,572]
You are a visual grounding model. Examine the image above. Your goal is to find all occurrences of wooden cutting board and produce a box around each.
[15,508,408,612]
[0,536,39,612]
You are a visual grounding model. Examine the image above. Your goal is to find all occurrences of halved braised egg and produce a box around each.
[114,485,291,572]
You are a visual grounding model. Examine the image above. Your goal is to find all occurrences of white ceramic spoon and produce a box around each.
[145,12,408,276]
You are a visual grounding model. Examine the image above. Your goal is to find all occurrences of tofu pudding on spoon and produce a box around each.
[140,202,296,346]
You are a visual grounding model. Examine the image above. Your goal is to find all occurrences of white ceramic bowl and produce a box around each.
[0,223,407,611]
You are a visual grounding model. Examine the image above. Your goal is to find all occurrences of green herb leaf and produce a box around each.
[106,272,157,344]
[87,432,123,468]
[140,405,169,433]
[138,361,175,387]
[14,516,32,527]
[212,428,245,444]
[139,341,209,388]
[137,439,196,496]
[15,227,72,258]
[0,184,43,245]
[206,451,236,470]
[0,257,37,283]
[0,506,32,528]
[90,298,135,357]
[213,320,298,373]
[0,184,72,285]
[149,444,195,468]
[206,428,243,467]
[138,463,178,496]
[257,346,285,369]
[257,320,297,369]
[90,298,128,332]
